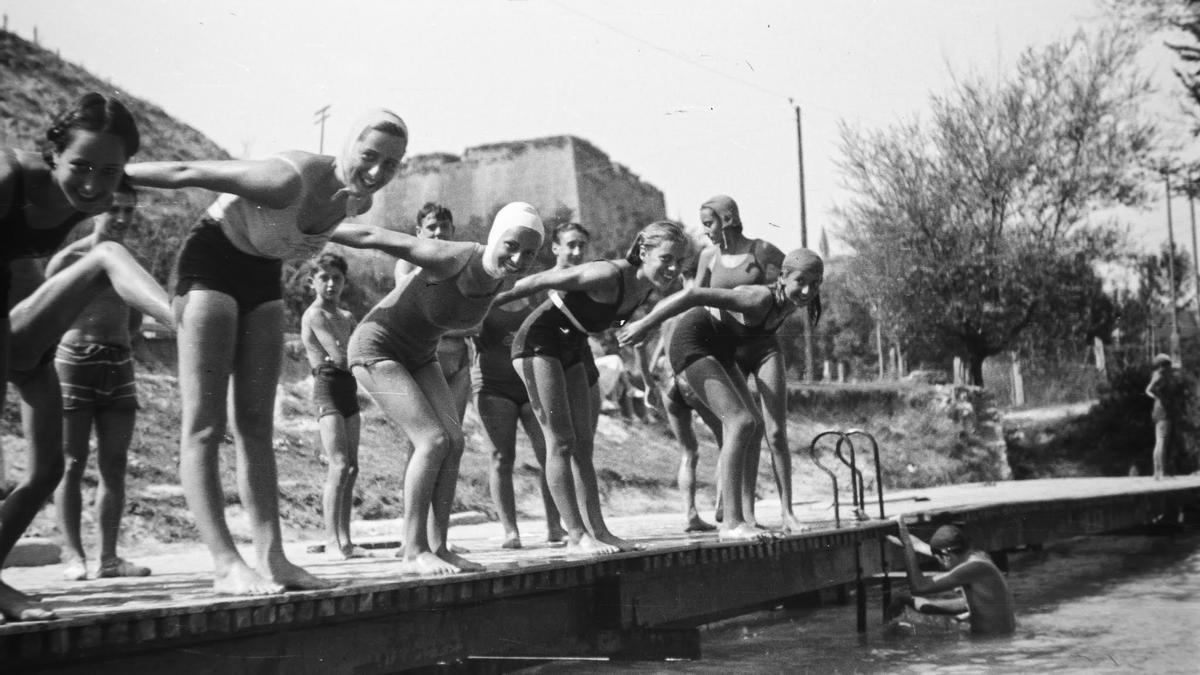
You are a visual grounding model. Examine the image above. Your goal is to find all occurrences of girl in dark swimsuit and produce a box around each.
[696,195,805,532]
[498,221,689,555]
[618,248,824,541]
[1,93,172,622]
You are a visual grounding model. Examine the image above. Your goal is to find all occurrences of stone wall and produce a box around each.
[362,135,665,256]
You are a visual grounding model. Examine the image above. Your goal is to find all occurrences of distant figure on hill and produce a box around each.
[125,108,408,595]
[887,521,1016,635]
[2,92,173,623]
[1145,353,1186,480]
[300,252,367,560]
[50,184,152,582]
[394,203,474,423]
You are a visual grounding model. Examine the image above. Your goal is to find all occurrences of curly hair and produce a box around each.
[42,92,140,166]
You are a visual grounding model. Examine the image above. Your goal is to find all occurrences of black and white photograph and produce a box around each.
[1,1,1198,672]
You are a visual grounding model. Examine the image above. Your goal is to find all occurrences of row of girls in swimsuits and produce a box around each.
[0,92,823,622]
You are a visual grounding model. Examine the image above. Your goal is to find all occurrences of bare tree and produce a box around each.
[836,28,1157,385]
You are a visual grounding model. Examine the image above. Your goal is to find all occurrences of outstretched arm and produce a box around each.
[124,156,303,209]
[330,222,474,279]
[616,285,767,347]
[43,235,96,277]
[492,260,619,306]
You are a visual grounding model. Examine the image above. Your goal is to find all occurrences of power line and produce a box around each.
[548,0,794,104]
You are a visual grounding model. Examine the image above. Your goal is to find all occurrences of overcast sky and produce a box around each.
[2,0,1193,254]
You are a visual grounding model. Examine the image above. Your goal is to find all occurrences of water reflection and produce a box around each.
[520,531,1200,674]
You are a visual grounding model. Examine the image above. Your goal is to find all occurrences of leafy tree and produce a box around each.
[836,28,1157,385]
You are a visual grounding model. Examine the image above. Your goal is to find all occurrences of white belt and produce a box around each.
[549,291,592,335]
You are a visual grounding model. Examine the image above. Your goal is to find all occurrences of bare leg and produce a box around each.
[518,401,565,542]
[94,407,149,577]
[176,291,282,595]
[55,409,94,580]
[0,358,64,621]
[340,414,363,555]
[680,358,766,542]
[479,393,523,548]
[753,353,803,532]
[664,395,714,533]
[517,356,621,555]
[355,361,480,575]
[229,301,330,590]
[10,243,172,365]
[446,359,473,427]
[320,412,355,556]
[1153,420,1168,480]
[561,364,638,551]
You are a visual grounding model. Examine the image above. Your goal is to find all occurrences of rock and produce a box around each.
[3,538,61,568]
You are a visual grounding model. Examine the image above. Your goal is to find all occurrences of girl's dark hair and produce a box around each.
[808,293,823,326]
[42,93,140,166]
[625,220,689,266]
[312,252,349,276]
[415,202,453,231]
[553,221,591,244]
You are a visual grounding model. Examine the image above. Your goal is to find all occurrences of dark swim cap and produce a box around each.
[930,525,969,553]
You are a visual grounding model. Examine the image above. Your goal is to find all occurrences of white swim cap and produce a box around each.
[336,108,407,216]
[483,202,545,278]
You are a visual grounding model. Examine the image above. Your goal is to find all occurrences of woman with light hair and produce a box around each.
[499,220,690,555]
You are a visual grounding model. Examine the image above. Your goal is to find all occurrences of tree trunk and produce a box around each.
[969,353,986,386]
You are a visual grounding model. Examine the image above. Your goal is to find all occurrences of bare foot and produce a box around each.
[684,516,718,533]
[61,555,88,581]
[567,533,620,556]
[263,558,336,591]
[781,515,810,534]
[213,561,285,596]
[438,548,485,572]
[448,542,471,554]
[0,581,57,622]
[547,524,567,544]
[502,533,523,550]
[398,551,461,576]
[597,532,643,552]
[97,557,151,578]
[330,544,373,560]
[719,524,772,542]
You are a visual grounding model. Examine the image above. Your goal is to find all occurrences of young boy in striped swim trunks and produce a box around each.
[49,185,152,581]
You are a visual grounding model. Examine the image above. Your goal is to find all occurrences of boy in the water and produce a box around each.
[887,521,1016,635]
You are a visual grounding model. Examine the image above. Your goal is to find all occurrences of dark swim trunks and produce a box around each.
[312,363,360,418]
[175,219,283,314]
[667,307,737,374]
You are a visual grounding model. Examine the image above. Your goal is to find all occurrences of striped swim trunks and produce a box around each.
[54,342,139,411]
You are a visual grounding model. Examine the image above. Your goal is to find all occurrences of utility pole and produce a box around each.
[794,102,814,381]
[1187,171,1200,336]
[1166,171,1183,366]
[313,104,331,154]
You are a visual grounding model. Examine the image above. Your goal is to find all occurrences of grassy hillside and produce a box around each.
[1,28,230,283]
